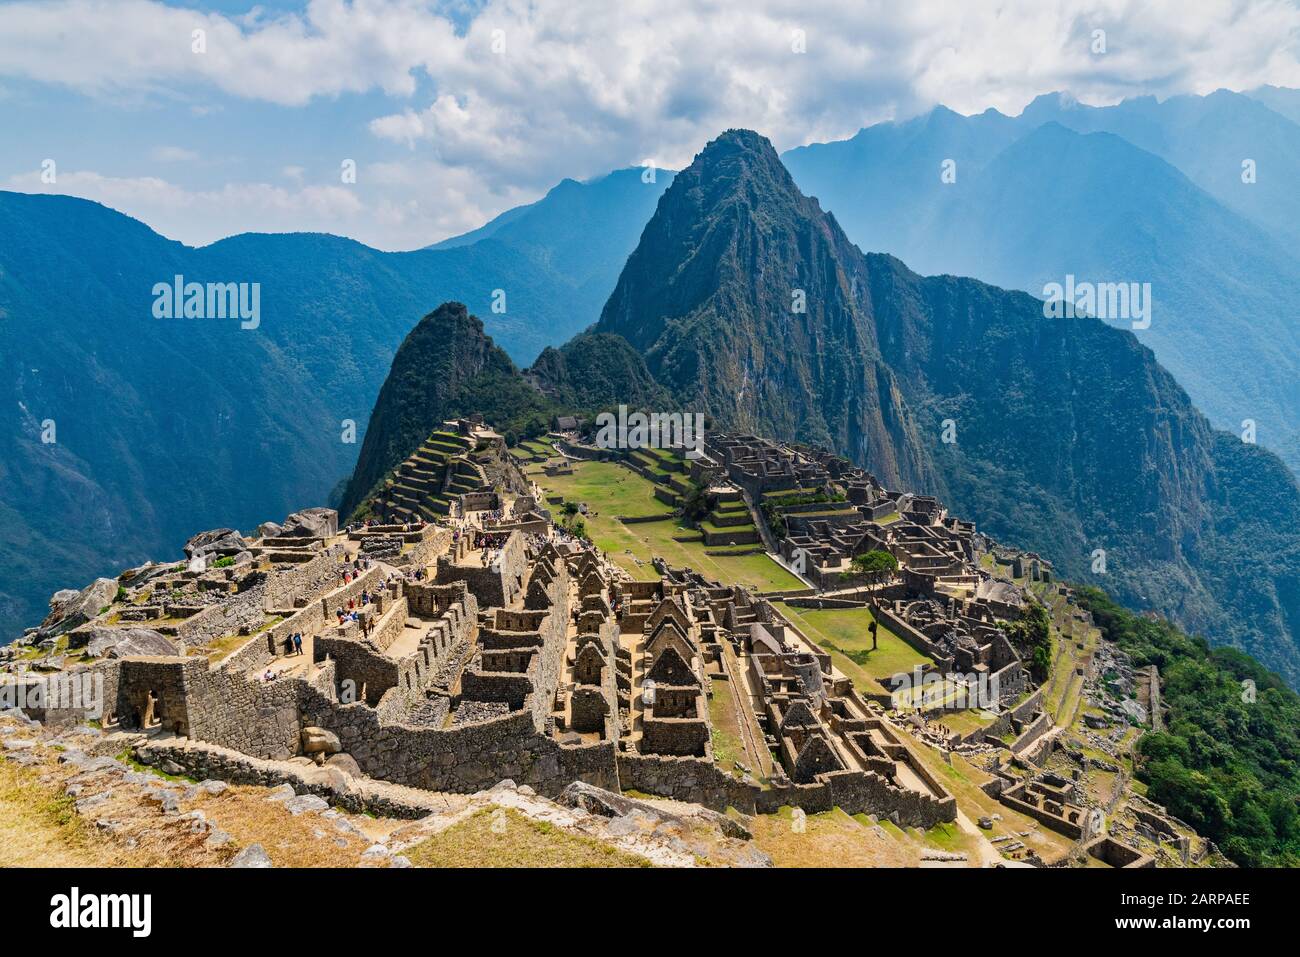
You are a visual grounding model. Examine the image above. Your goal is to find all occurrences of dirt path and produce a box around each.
[953,810,1005,867]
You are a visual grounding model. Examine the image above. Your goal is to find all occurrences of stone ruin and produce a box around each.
[0,420,971,829]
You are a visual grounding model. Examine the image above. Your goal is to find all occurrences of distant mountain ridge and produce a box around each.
[0,168,670,640]
[783,89,1300,473]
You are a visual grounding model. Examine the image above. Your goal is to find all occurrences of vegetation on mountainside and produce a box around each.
[784,94,1300,474]
[1074,586,1300,867]
[529,332,669,411]
[1002,601,1053,683]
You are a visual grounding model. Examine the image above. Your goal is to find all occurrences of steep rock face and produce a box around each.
[784,102,1300,473]
[339,302,549,517]
[592,130,932,492]
[571,129,1300,682]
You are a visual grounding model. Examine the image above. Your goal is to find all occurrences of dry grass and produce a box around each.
[748,806,920,867]
[0,724,404,868]
[0,757,170,867]
[183,786,402,867]
[404,806,652,868]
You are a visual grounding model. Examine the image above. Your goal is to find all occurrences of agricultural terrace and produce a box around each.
[527,457,803,593]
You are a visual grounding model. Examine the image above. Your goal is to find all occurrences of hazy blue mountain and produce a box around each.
[1019,89,1300,249]
[784,94,1300,473]
[0,167,669,640]
[432,167,674,281]
[785,87,1300,256]
[1246,84,1300,126]
[783,105,1023,261]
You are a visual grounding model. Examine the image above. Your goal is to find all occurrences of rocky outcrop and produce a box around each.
[78,627,179,659]
[301,726,342,755]
[183,529,248,559]
[281,508,338,539]
[35,578,118,639]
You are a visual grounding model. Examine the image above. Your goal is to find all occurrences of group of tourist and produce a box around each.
[337,555,373,588]
[282,631,305,656]
[471,530,510,551]
[334,602,373,635]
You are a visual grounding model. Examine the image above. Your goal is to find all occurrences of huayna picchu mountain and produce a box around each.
[338,302,553,519]
[576,130,934,494]
[347,130,1300,686]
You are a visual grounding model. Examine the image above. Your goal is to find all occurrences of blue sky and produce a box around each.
[2,0,1299,250]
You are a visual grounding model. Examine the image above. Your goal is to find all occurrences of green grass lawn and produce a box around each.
[534,460,802,592]
[941,708,1000,737]
[708,678,745,775]
[699,518,757,535]
[773,602,931,689]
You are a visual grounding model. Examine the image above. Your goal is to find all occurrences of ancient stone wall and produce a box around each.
[436,531,528,608]
[136,737,457,819]
[297,683,617,795]
[616,753,956,826]
[217,562,384,674]
[314,634,399,706]
[112,656,200,735]
[184,665,304,759]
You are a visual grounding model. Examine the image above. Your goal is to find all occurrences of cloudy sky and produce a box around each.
[2,0,1299,250]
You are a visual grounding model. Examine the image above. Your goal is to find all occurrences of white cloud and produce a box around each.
[3,157,532,250]
[5,167,370,245]
[3,0,1299,248]
[151,145,200,162]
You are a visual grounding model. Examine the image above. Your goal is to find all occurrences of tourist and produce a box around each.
[293,633,303,656]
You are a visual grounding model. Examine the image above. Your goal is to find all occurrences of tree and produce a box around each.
[680,484,711,522]
[841,549,898,593]
[1003,601,1052,683]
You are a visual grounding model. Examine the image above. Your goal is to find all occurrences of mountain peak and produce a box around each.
[1020,90,1080,119]
[689,128,793,189]
[587,126,930,490]
[707,127,778,152]
[419,299,472,327]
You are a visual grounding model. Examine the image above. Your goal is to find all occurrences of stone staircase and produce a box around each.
[374,430,479,523]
